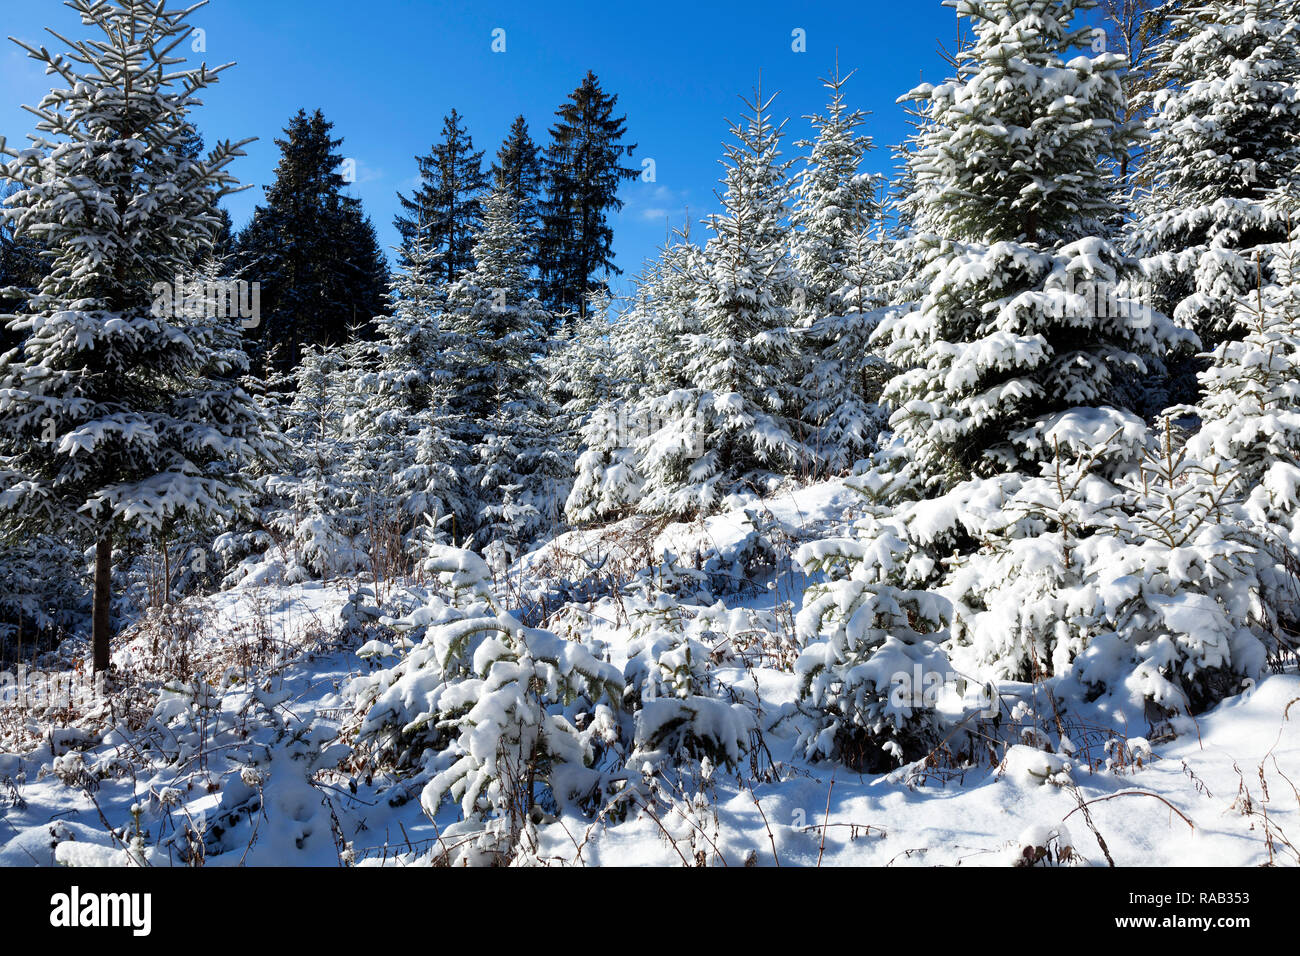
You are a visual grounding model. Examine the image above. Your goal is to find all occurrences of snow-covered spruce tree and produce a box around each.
[798,227,896,474]
[209,342,292,586]
[563,243,707,524]
[119,246,256,605]
[491,115,545,294]
[635,86,810,516]
[1060,418,1274,717]
[566,408,645,525]
[0,0,280,670]
[473,405,571,569]
[115,252,263,606]
[883,124,943,310]
[792,0,1196,760]
[792,516,953,772]
[350,544,623,863]
[1183,213,1300,626]
[0,179,45,344]
[353,234,463,558]
[928,415,1275,720]
[938,422,1145,685]
[850,0,1285,720]
[1129,0,1300,354]
[789,62,886,326]
[244,238,462,586]
[257,341,372,580]
[553,290,652,524]
[0,533,89,656]
[877,0,1187,491]
[443,184,568,557]
[638,231,710,395]
[545,288,618,449]
[790,62,892,473]
[621,594,755,772]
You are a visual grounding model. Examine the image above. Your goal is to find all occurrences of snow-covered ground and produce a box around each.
[1,479,1296,867]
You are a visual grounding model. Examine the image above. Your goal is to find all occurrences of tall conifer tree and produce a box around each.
[395,109,488,281]
[539,72,639,321]
[237,109,388,372]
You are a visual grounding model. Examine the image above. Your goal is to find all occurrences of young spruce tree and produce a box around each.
[789,62,890,472]
[877,0,1186,489]
[637,86,807,516]
[0,0,280,670]
[444,185,566,556]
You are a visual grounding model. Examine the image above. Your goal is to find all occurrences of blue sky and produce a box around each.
[1,0,963,296]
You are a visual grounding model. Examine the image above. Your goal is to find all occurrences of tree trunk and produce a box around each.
[93,535,112,673]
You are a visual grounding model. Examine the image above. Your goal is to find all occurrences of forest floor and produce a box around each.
[1,478,1297,867]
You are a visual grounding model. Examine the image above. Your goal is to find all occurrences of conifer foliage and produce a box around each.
[878,0,1185,487]
[539,71,640,320]
[790,62,890,472]
[5,0,1300,866]
[491,115,545,287]
[237,108,388,371]
[0,0,281,670]
[443,185,568,557]
[1130,0,1300,351]
[394,109,489,280]
[636,86,808,516]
